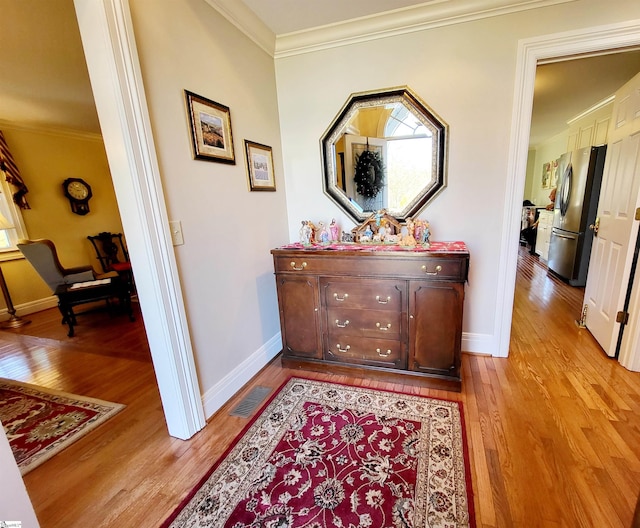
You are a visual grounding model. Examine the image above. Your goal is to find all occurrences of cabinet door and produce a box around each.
[409,281,463,379]
[275,275,322,359]
[535,211,553,260]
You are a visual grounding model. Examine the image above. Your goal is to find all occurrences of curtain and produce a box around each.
[0,130,30,209]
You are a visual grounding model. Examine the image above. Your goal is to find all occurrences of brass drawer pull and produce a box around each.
[377,348,392,357]
[333,293,349,302]
[335,319,350,328]
[336,344,351,353]
[376,295,391,304]
[421,264,442,275]
[376,322,392,331]
[290,261,307,271]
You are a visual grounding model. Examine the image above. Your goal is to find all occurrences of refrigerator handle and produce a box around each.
[553,232,577,240]
[559,163,572,217]
[589,217,600,236]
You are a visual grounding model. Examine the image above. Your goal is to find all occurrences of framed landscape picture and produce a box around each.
[184,90,235,164]
[245,140,276,191]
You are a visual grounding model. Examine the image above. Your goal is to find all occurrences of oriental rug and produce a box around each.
[0,378,124,475]
[163,377,475,528]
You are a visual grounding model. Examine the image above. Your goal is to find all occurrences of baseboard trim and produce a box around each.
[0,296,58,320]
[201,333,282,419]
[462,331,494,356]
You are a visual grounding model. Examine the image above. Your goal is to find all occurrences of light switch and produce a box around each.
[169,220,184,246]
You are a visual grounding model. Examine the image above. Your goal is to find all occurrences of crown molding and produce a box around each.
[202,0,276,56]
[0,119,103,142]
[566,94,615,125]
[274,0,576,58]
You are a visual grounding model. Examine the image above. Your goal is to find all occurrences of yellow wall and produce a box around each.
[1,126,123,308]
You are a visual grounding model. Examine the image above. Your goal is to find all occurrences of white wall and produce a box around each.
[127,0,288,405]
[528,132,566,206]
[275,0,640,354]
[524,148,537,202]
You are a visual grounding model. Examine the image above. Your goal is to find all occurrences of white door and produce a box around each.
[584,71,640,357]
[344,135,387,211]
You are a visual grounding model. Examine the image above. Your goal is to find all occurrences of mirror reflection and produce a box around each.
[321,87,448,223]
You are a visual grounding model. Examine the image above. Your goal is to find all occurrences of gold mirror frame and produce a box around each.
[320,86,448,223]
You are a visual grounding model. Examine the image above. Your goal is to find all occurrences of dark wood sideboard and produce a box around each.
[271,242,469,391]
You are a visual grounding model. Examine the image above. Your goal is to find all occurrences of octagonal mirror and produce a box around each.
[321,86,448,223]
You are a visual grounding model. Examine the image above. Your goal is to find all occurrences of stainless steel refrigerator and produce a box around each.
[547,145,607,287]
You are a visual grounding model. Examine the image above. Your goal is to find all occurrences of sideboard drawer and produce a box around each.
[321,279,404,311]
[327,308,402,340]
[387,258,468,281]
[274,253,467,281]
[325,335,404,369]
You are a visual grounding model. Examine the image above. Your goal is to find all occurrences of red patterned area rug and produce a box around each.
[163,377,475,528]
[0,378,125,475]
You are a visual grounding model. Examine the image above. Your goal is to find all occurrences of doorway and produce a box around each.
[73,0,205,439]
[519,52,640,334]
[497,20,640,359]
[0,0,204,440]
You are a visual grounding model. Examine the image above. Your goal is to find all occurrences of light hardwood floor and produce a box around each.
[1,247,639,527]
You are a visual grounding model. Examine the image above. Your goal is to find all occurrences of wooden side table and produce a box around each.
[54,277,134,337]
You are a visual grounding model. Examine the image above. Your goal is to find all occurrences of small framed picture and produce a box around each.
[541,162,551,189]
[550,159,558,188]
[244,140,276,191]
[184,90,235,164]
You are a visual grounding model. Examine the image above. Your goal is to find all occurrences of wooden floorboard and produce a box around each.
[1,247,639,527]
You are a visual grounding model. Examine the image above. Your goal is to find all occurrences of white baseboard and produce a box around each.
[201,332,282,419]
[462,331,494,356]
[0,296,58,320]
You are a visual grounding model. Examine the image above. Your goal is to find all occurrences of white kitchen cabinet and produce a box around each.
[536,210,554,261]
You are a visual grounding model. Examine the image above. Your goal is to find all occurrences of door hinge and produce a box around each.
[616,310,629,325]
[575,304,588,328]
[636,208,640,221]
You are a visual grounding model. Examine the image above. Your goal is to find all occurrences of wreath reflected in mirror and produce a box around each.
[354,149,385,198]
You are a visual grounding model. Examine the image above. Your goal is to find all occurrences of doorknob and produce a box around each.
[589,217,600,236]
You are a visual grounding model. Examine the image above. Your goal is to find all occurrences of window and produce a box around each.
[0,173,28,258]
[384,104,430,138]
[383,104,434,212]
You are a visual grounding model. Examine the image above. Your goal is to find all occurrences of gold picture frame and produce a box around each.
[244,140,276,192]
[184,90,235,164]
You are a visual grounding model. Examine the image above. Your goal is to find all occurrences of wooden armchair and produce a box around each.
[17,239,132,336]
[18,239,99,291]
[87,232,134,293]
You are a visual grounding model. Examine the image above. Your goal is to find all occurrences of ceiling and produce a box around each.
[1,0,639,147]
[240,0,443,35]
[531,52,640,145]
[0,0,100,135]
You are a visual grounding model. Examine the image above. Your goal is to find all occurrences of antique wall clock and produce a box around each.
[63,178,93,215]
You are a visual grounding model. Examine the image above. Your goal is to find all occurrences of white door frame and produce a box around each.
[496,19,640,358]
[73,0,206,438]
